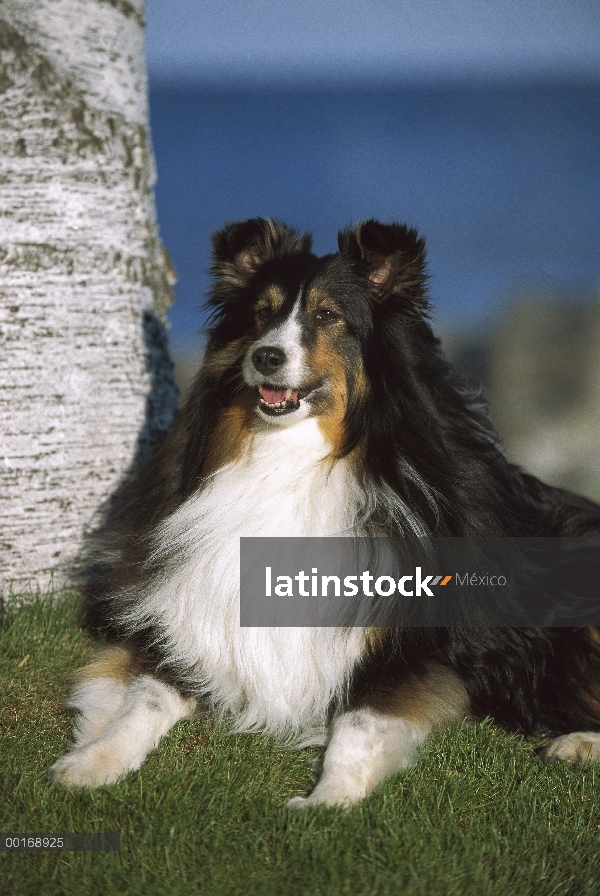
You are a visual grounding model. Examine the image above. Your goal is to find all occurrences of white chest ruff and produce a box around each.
[130,419,365,743]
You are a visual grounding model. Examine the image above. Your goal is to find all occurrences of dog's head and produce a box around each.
[207,217,428,450]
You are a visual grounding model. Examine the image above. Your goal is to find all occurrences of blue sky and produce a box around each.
[145,2,600,345]
[146,0,600,84]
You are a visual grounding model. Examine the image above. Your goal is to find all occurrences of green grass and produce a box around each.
[2,595,600,896]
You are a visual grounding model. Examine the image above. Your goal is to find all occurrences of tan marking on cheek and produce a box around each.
[308,335,367,455]
[75,646,138,685]
[309,338,348,452]
[351,365,370,409]
[202,400,254,474]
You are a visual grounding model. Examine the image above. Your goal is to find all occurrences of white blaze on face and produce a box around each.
[242,296,307,389]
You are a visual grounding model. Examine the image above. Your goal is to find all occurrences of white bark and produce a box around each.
[0,0,178,594]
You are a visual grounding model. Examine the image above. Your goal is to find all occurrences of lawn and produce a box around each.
[1,594,600,896]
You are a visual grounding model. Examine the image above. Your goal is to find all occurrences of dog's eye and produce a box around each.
[256,306,271,322]
[316,308,337,322]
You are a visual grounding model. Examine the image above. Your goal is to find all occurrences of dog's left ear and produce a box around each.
[338,220,427,305]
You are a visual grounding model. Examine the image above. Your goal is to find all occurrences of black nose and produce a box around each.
[252,346,286,376]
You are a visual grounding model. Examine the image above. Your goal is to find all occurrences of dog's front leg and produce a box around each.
[288,664,469,808]
[288,708,430,808]
[50,674,196,788]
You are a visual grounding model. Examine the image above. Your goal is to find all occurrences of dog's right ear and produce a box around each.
[210,218,313,290]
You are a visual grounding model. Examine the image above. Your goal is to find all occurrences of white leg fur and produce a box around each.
[50,676,196,787]
[542,731,600,764]
[67,678,129,746]
[288,708,429,809]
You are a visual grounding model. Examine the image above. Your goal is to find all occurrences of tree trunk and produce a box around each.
[0,0,178,594]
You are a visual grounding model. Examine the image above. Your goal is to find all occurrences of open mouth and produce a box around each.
[258,385,305,416]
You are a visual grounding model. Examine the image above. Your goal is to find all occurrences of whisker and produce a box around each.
[222,371,244,388]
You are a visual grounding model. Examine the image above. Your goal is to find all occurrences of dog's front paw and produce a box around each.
[49,743,132,788]
[286,795,312,811]
[542,731,600,765]
[286,781,363,809]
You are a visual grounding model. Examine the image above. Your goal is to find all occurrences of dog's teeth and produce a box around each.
[285,388,292,401]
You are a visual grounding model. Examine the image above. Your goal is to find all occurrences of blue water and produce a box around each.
[149,81,600,343]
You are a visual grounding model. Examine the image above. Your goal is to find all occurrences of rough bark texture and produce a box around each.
[0,0,179,594]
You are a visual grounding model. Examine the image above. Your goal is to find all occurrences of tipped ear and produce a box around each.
[338,220,427,305]
[211,218,313,289]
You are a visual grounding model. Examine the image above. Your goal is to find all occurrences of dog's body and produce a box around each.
[51,219,600,805]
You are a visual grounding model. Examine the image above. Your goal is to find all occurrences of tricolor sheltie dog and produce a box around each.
[51,218,600,806]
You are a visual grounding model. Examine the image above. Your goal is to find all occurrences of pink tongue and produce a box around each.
[262,387,287,404]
